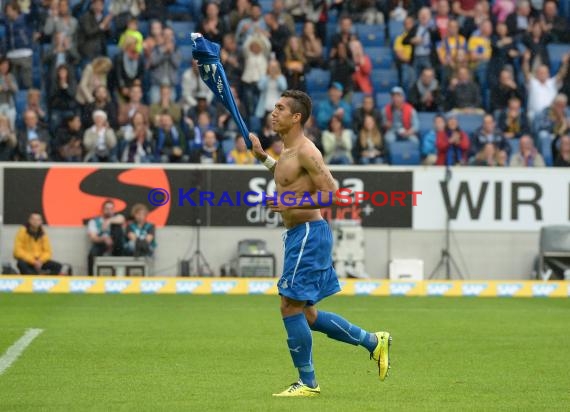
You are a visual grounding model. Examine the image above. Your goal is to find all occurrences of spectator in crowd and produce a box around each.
[467,18,493,105]
[259,112,279,148]
[497,97,531,140]
[13,212,66,275]
[228,0,252,33]
[121,113,154,163]
[403,7,440,76]
[186,94,218,129]
[142,0,169,21]
[219,33,242,87]
[493,0,516,23]
[509,134,545,167]
[83,110,117,162]
[534,94,570,154]
[54,114,83,162]
[522,20,552,70]
[490,68,523,113]
[43,31,81,90]
[330,15,355,58]
[125,203,156,257]
[489,22,520,89]
[198,1,228,45]
[471,142,508,166]
[265,12,291,63]
[117,15,145,52]
[26,89,48,128]
[322,115,354,165]
[350,39,373,95]
[0,114,17,161]
[118,109,150,143]
[266,136,284,160]
[452,0,480,21]
[76,56,113,106]
[154,113,188,163]
[182,59,215,113]
[0,57,18,130]
[408,67,442,112]
[436,114,470,165]
[27,138,50,161]
[434,0,452,38]
[226,135,257,164]
[316,82,352,130]
[447,67,482,112]
[235,3,267,46]
[461,1,493,39]
[43,0,78,51]
[540,0,568,43]
[554,135,570,167]
[48,64,78,132]
[304,114,324,153]
[283,36,307,92]
[16,110,51,161]
[421,114,446,165]
[150,85,182,128]
[241,33,271,117]
[256,60,288,120]
[190,129,225,164]
[148,27,181,104]
[77,0,112,61]
[394,15,416,92]
[382,86,420,146]
[353,94,382,135]
[437,19,466,88]
[272,0,295,33]
[354,114,384,165]
[87,199,126,276]
[523,51,569,120]
[117,84,149,127]
[111,35,144,103]
[3,1,34,89]
[301,21,323,68]
[471,114,510,160]
[81,85,118,130]
[505,0,534,38]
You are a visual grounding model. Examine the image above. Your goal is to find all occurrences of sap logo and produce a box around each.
[497,283,523,297]
[32,279,59,293]
[140,280,166,294]
[104,280,131,293]
[532,284,558,297]
[70,280,96,293]
[248,281,274,294]
[175,281,202,294]
[462,284,488,297]
[211,281,237,294]
[427,283,453,296]
[0,279,23,292]
[355,282,380,295]
[390,282,415,296]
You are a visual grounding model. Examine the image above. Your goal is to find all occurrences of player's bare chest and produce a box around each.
[275,150,303,187]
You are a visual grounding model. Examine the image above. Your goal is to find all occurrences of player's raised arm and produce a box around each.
[249,133,276,175]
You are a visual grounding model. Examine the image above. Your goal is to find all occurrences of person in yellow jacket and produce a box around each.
[13,212,64,275]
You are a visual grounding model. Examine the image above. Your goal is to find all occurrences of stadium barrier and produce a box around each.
[1,276,569,298]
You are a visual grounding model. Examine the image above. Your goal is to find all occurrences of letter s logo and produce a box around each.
[42,168,170,227]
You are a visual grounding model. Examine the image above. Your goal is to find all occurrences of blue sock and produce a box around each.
[310,311,378,353]
[283,313,317,388]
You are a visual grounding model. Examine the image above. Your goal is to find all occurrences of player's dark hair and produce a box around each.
[281,90,312,126]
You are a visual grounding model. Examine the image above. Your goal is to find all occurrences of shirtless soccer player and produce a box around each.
[248,90,392,397]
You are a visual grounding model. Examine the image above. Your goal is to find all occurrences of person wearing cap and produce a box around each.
[83,110,117,162]
[315,82,352,130]
[382,87,420,146]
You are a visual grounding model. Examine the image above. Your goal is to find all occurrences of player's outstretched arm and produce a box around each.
[249,133,276,175]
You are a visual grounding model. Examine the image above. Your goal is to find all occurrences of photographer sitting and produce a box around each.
[125,204,156,257]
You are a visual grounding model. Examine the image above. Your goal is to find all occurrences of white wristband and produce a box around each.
[263,156,276,170]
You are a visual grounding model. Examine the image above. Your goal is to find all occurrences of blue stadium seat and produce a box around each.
[138,20,150,37]
[0,25,5,39]
[538,137,554,166]
[351,92,365,110]
[295,22,304,35]
[388,140,421,165]
[222,138,235,157]
[547,44,567,75]
[455,113,484,135]
[259,0,273,13]
[306,69,331,93]
[506,138,520,161]
[170,22,196,45]
[375,92,391,108]
[309,91,329,109]
[167,0,193,20]
[417,112,437,137]
[365,46,393,69]
[107,44,120,59]
[355,24,385,47]
[388,20,404,41]
[326,23,338,48]
[15,90,28,128]
[178,45,194,61]
[371,68,399,92]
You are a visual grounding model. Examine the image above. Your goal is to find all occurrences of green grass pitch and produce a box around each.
[1,294,569,411]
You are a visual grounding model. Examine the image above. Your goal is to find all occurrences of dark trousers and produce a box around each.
[17,259,63,275]
[88,225,126,276]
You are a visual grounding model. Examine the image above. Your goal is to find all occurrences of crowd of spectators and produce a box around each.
[1,0,569,168]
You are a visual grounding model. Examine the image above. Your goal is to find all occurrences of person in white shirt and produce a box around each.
[523,50,569,121]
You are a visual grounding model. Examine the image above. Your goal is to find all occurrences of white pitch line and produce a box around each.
[0,328,44,376]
